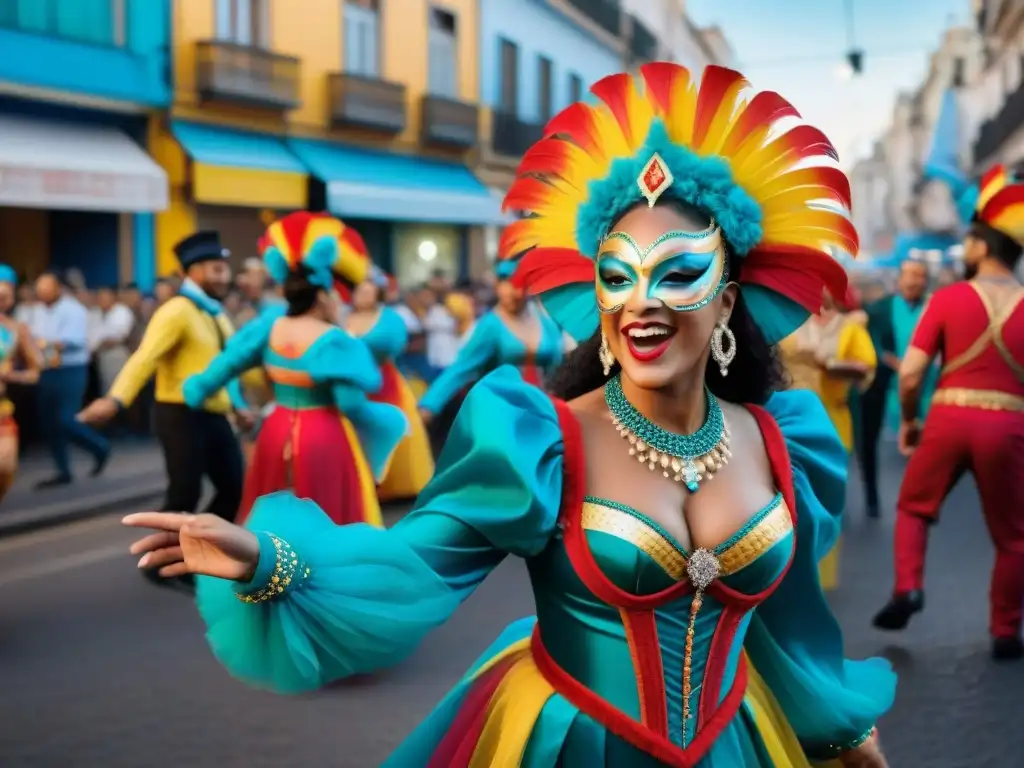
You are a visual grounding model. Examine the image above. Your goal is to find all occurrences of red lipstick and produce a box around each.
[621,322,676,363]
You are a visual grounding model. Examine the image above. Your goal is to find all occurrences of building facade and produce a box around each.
[0,0,171,289]
[849,25,984,262]
[160,0,500,285]
[623,0,733,72]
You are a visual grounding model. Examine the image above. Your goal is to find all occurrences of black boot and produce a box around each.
[992,636,1024,661]
[872,590,924,630]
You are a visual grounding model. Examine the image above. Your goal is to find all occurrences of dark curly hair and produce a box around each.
[547,204,786,405]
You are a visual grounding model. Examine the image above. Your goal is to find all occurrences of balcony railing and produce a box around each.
[421,95,479,149]
[329,73,406,134]
[973,82,1024,164]
[195,41,300,111]
[564,0,621,38]
[491,112,544,158]
[629,16,658,63]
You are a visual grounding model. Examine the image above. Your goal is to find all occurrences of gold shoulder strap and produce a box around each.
[942,283,1024,381]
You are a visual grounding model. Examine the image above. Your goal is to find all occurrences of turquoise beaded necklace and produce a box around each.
[604,374,731,493]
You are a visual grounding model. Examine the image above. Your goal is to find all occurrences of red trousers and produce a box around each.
[894,405,1024,637]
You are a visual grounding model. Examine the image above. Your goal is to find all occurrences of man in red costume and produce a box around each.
[874,165,1024,660]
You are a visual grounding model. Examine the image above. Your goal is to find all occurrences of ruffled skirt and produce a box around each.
[237,406,381,527]
[371,361,434,501]
[385,618,837,768]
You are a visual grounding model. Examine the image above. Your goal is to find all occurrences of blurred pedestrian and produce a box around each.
[33,272,110,488]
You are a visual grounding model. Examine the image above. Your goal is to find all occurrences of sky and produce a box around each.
[686,0,974,167]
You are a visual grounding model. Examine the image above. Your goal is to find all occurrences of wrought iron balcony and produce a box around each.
[973,82,1024,164]
[629,16,658,63]
[491,112,544,158]
[421,95,479,149]
[195,41,300,111]
[329,73,406,134]
[564,0,621,38]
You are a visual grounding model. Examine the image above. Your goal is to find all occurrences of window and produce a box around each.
[344,0,380,76]
[538,56,553,123]
[499,38,518,113]
[0,0,125,46]
[568,72,583,104]
[215,0,270,47]
[428,7,458,99]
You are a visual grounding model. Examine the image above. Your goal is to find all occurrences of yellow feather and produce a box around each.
[664,81,698,147]
[697,80,748,156]
[977,170,1006,212]
[302,217,343,256]
[989,208,1024,242]
[759,187,843,218]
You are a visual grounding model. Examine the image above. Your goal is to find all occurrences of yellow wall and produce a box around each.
[172,0,480,144]
[148,117,196,277]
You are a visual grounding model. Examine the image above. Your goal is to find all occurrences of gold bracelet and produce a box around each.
[236,534,310,604]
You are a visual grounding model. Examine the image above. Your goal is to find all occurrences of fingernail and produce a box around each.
[138,554,149,568]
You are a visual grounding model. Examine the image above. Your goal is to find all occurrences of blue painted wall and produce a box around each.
[0,0,170,106]
[49,210,120,288]
[478,0,621,122]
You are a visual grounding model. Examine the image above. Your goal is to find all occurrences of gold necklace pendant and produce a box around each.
[618,419,732,487]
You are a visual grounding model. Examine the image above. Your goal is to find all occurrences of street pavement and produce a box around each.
[0,440,1020,768]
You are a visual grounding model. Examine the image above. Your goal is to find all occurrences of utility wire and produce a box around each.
[741,45,934,69]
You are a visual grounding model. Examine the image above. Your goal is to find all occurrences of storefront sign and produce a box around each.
[0,165,168,212]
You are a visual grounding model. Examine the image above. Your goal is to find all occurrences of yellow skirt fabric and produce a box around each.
[340,416,384,528]
[375,363,435,502]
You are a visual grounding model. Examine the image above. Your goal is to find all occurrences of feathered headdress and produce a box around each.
[499,63,853,344]
[0,264,17,286]
[973,164,1024,245]
[260,212,372,289]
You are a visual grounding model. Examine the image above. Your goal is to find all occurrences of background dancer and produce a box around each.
[874,165,1024,660]
[858,258,930,518]
[0,265,41,505]
[779,286,876,589]
[79,233,260,583]
[184,212,407,527]
[417,259,566,448]
[345,274,434,502]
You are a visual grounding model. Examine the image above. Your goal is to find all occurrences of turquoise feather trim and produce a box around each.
[575,121,763,258]
[494,259,518,280]
[538,283,599,343]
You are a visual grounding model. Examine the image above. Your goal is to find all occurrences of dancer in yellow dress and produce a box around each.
[345,273,434,501]
[780,287,876,589]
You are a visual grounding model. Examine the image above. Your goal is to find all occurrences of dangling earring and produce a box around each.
[599,330,616,376]
[710,318,736,376]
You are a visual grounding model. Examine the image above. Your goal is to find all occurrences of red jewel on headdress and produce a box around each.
[637,152,674,207]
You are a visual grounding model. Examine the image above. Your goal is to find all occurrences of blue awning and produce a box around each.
[289,138,510,225]
[171,121,305,173]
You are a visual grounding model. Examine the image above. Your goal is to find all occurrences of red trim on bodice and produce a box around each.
[548,397,800,762]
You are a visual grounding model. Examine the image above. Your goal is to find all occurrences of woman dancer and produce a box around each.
[126,64,894,766]
[780,288,876,589]
[345,274,434,501]
[183,212,407,526]
[0,265,41,504]
[418,259,566,424]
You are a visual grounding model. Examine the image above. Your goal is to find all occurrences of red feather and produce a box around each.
[339,225,369,258]
[512,248,593,295]
[544,103,603,155]
[775,125,839,162]
[742,245,848,312]
[590,73,639,145]
[503,178,554,214]
[278,211,319,261]
[333,279,352,305]
[640,61,685,115]
[515,137,574,178]
[980,164,1006,194]
[498,220,539,259]
[693,66,747,149]
[722,91,800,154]
[980,183,1024,223]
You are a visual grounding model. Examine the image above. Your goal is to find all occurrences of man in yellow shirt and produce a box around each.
[79,232,258,532]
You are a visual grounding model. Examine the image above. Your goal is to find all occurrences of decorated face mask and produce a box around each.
[595,223,728,314]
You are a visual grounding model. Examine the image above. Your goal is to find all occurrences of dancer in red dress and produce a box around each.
[874,165,1024,660]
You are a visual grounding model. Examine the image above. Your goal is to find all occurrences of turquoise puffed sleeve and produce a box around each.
[183,309,279,409]
[360,306,409,363]
[194,366,563,694]
[743,390,896,760]
[418,312,500,415]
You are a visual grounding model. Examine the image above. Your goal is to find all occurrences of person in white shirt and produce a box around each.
[90,286,136,395]
[419,287,460,371]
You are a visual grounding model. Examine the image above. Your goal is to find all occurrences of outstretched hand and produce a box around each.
[123,512,260,582]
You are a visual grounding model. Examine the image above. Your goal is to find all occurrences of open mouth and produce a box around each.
[622,322,677,363]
